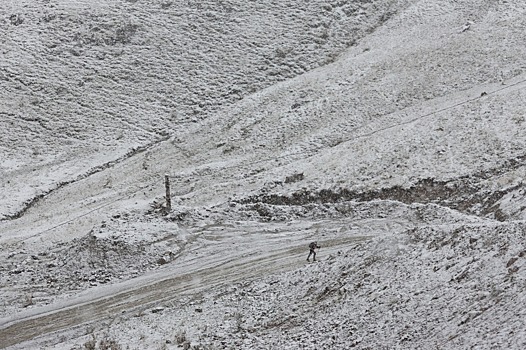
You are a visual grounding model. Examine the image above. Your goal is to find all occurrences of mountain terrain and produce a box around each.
[1,0,526,349]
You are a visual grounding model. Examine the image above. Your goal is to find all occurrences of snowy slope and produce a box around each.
[0,0,403,220]
[1,0,526,349]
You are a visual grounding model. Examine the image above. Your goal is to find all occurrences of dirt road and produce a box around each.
[0,230,368,349]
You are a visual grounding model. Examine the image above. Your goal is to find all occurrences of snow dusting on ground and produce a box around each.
[1,0,526,349]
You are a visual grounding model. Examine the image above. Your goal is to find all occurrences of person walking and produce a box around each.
[307,241,320,262]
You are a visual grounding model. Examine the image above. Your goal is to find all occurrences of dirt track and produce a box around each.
[0,231,368,349]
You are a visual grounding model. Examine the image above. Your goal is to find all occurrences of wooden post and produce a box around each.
[165,174,171,213]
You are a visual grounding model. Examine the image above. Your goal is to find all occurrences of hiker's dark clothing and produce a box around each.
[307,241,320,261]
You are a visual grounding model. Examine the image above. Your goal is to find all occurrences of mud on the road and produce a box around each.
[0,229,367,349]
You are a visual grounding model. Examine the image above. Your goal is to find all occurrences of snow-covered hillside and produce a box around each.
[1,0,526,349]
[0,0,400,220]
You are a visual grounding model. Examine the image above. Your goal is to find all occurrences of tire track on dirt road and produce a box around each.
[0,234,369,349]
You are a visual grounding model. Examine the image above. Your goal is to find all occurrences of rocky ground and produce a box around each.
[1,0,526,349]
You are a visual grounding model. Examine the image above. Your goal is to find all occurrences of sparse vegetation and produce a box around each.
[2,0,526,349]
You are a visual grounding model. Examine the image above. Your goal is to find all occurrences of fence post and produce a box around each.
[165,174,171,213]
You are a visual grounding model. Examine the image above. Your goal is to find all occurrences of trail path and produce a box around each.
[0,227,369,349]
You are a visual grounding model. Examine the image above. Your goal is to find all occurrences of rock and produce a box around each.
[10,14,24,26]
[506,256,518,267]
[157,256,170,265]
[151,306,165,313]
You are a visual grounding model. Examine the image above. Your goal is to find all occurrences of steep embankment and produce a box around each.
[0,0,404,219]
